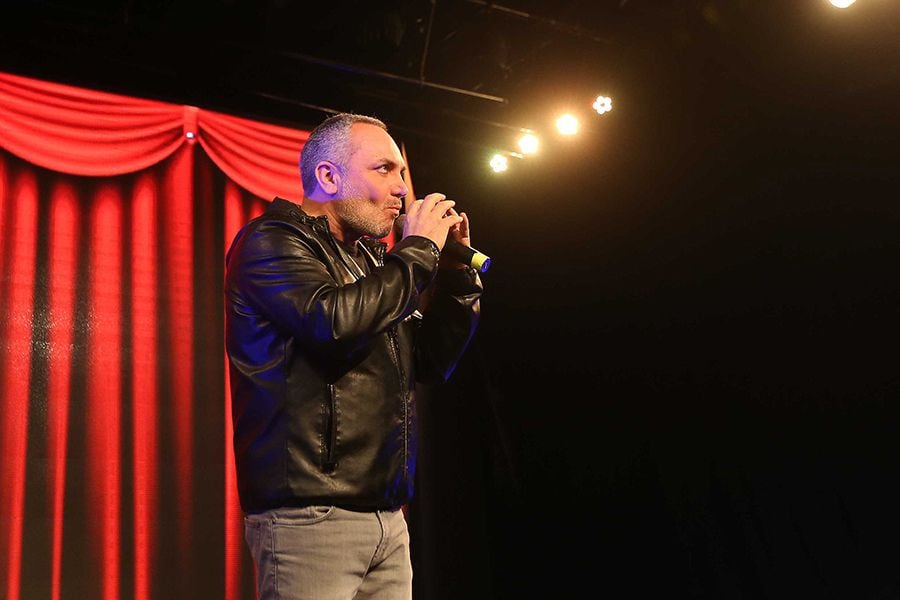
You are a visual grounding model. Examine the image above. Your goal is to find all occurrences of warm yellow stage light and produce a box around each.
[556,114,579,135]
[829,0,855,6]
[489,153,509,173]
[592,95,613,115]
[517,133,539,155]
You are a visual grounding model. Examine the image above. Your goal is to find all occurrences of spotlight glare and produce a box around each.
[556,113,579,135]
[829,0,855,7]
[489,153,509,173]
[592,95,613,115]
[517,133,539,155]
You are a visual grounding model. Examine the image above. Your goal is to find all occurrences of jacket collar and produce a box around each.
[269,197,387,260]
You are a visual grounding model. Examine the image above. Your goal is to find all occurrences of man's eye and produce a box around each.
[376,165,389,173]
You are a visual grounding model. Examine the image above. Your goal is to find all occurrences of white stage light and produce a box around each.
[517,133,539,155]
[592,95,613,115]
[556,114,579,135]
[489,153,509,173]
[829,0,855,7]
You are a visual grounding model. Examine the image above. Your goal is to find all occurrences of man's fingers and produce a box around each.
[434,199,457,218]
[408,193,452,218]
[400,192,465,250]
[421,193,447,213]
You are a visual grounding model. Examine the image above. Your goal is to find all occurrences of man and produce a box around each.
[225,112,482,599]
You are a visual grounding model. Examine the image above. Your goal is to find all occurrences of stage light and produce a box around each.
[592,95,613,115]
[829,0,855,7]
[556,113,579,135]
[517,132,539,155]
[489,153,509,173]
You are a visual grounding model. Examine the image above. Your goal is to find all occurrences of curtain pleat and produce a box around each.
[197,111,305,203]
[0,71,306,201]
[0,72,185,176]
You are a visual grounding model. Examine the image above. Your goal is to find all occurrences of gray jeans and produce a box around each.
[244,506,412,600]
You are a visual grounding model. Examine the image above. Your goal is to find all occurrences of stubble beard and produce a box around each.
[335,180,393,240]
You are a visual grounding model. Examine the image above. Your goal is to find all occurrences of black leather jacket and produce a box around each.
[225,198,482,513]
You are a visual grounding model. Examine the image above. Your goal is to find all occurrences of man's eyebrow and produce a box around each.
[375,158,407,173]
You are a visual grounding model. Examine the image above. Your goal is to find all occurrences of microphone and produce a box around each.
[444,239,492,273]
[395,215,491,273]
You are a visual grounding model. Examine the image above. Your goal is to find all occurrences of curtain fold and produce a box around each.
[0,71,306,202]
[197,109,306,204]
[0,72,185,177]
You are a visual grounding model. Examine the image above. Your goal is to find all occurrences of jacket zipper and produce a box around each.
[324,383,337,472]
[386,328,408,478]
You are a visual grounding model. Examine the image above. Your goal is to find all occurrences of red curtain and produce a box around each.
[0,70,370,599]
[0,71,310,202]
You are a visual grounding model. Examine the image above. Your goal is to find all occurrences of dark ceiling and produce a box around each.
[3,0,899,156]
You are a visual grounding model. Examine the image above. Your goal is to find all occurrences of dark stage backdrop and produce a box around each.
[0,71,311,600]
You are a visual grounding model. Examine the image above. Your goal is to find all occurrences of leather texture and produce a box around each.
[225,198,482,513]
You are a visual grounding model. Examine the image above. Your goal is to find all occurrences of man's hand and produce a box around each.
[400,193,463,251]
[439,207,471,270]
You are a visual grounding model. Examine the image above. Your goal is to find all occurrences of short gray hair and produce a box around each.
[300,113,388,196]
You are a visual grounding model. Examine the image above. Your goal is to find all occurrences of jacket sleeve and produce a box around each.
[226,219,440,360]
[413,266,483,384]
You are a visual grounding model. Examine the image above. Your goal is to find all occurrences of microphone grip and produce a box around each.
[444,241,492,273]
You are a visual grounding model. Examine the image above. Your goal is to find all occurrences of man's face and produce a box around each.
[332,123,408,241]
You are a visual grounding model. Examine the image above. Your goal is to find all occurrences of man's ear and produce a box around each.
[314,161,341,195]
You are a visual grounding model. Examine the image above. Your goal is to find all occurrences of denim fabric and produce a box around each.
[244,506,412,600]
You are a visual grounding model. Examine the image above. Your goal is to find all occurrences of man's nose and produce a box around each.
[393,179,409,198]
